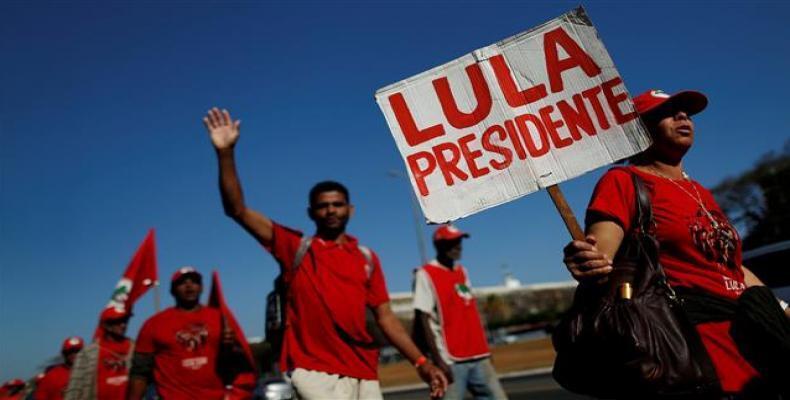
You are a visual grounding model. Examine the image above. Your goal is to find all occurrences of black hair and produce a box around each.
[308,181,350,206]
[169,273,202,295]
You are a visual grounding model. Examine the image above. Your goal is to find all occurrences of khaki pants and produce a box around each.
[290,368,383,400]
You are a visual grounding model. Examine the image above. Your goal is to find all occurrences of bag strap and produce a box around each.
[358,245,374,279]
[674,286,737,324]
[631,171,653,235]
[293,236,373,280]
[292,236,312,272]
[628,170,676,295]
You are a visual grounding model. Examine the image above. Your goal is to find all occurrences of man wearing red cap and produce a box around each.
[0,379,27,400]
[127,267,241,400]
[412,225,507,400]
[203,108,448,399]
[65,308,133,400]
[33,336,84,400]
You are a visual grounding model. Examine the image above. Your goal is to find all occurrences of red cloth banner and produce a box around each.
[209,271,258,400]
[95,229,158,338]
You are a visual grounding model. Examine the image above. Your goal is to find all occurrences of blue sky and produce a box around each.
[1,1,788,381]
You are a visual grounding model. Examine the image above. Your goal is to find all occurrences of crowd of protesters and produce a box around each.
[5,91,790,400]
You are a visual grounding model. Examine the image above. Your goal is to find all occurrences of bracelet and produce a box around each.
[414,355,428,369]
[780,299,789,311]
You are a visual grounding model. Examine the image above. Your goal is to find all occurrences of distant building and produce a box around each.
[251,279,578,367]
[389,280,577,329]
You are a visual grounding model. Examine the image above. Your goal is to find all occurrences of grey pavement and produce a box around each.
[383,369,590,400]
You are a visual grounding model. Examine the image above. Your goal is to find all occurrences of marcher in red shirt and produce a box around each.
[65,307,133,400]
[203,107,448,399]
[126,267,243,400]
[413,225,507,400]
[33,337,84,400]
[563,89,790,398]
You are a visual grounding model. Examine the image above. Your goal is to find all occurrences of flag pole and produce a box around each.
[546,184,585,241]
[154,282,161,313]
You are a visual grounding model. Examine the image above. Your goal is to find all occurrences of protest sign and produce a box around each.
[376,7,651,230]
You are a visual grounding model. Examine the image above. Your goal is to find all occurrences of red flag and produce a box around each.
[115,229,158,307]
[95,229,159,338]
[209,271,258,400]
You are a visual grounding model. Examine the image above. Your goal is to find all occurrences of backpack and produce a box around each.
[265,236,382,362]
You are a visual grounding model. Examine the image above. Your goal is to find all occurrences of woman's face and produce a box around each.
[646,109,695,160]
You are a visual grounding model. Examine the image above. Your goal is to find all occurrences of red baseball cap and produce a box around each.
[433,224,470,242]
[3,379,25,388]
[61,336,84,353]
[171,266,202,284]
[632,89,707,117]
[100,306,131,322]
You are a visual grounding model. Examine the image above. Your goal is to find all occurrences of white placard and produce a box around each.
[376,7,650,223]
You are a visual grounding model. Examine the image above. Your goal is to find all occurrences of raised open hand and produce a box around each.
[203,107,240,150]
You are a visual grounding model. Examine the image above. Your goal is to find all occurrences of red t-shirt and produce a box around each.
[422,264,490,361]
[587,166,758,393]
[33,364,70,400]
[266,223,390,380]
[96,338,132,399]
[135,306,225,399]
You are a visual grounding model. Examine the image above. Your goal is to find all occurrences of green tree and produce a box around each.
[481,295,511,327]
[712,139,790,250]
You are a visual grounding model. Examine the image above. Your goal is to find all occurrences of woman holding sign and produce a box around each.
[560,89,790,398]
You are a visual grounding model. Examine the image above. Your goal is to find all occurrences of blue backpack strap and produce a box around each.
[292,236,313,271]
[358,245,374,279]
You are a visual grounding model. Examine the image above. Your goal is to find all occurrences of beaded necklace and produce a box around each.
[645,166,720,229]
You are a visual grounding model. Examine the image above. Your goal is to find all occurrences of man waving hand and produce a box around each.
[203,108,448,399]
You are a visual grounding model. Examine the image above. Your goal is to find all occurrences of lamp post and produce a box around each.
[388,170,429,265]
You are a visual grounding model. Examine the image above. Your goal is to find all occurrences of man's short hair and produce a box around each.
[309,181,350,206]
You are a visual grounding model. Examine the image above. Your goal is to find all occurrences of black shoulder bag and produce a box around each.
[552,172,721,399]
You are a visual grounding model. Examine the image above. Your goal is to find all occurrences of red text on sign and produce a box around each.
[389,26,602,148]
[406,77,637,196]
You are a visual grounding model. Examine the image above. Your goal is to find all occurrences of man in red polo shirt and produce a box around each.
[413,225,507,400]
[33,337,84,400]
[127,267,246,400]
[203,107,448,399]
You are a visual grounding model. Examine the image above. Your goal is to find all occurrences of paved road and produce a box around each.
[384,370,590,400]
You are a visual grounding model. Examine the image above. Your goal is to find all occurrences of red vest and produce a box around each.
[423,263,490,361]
